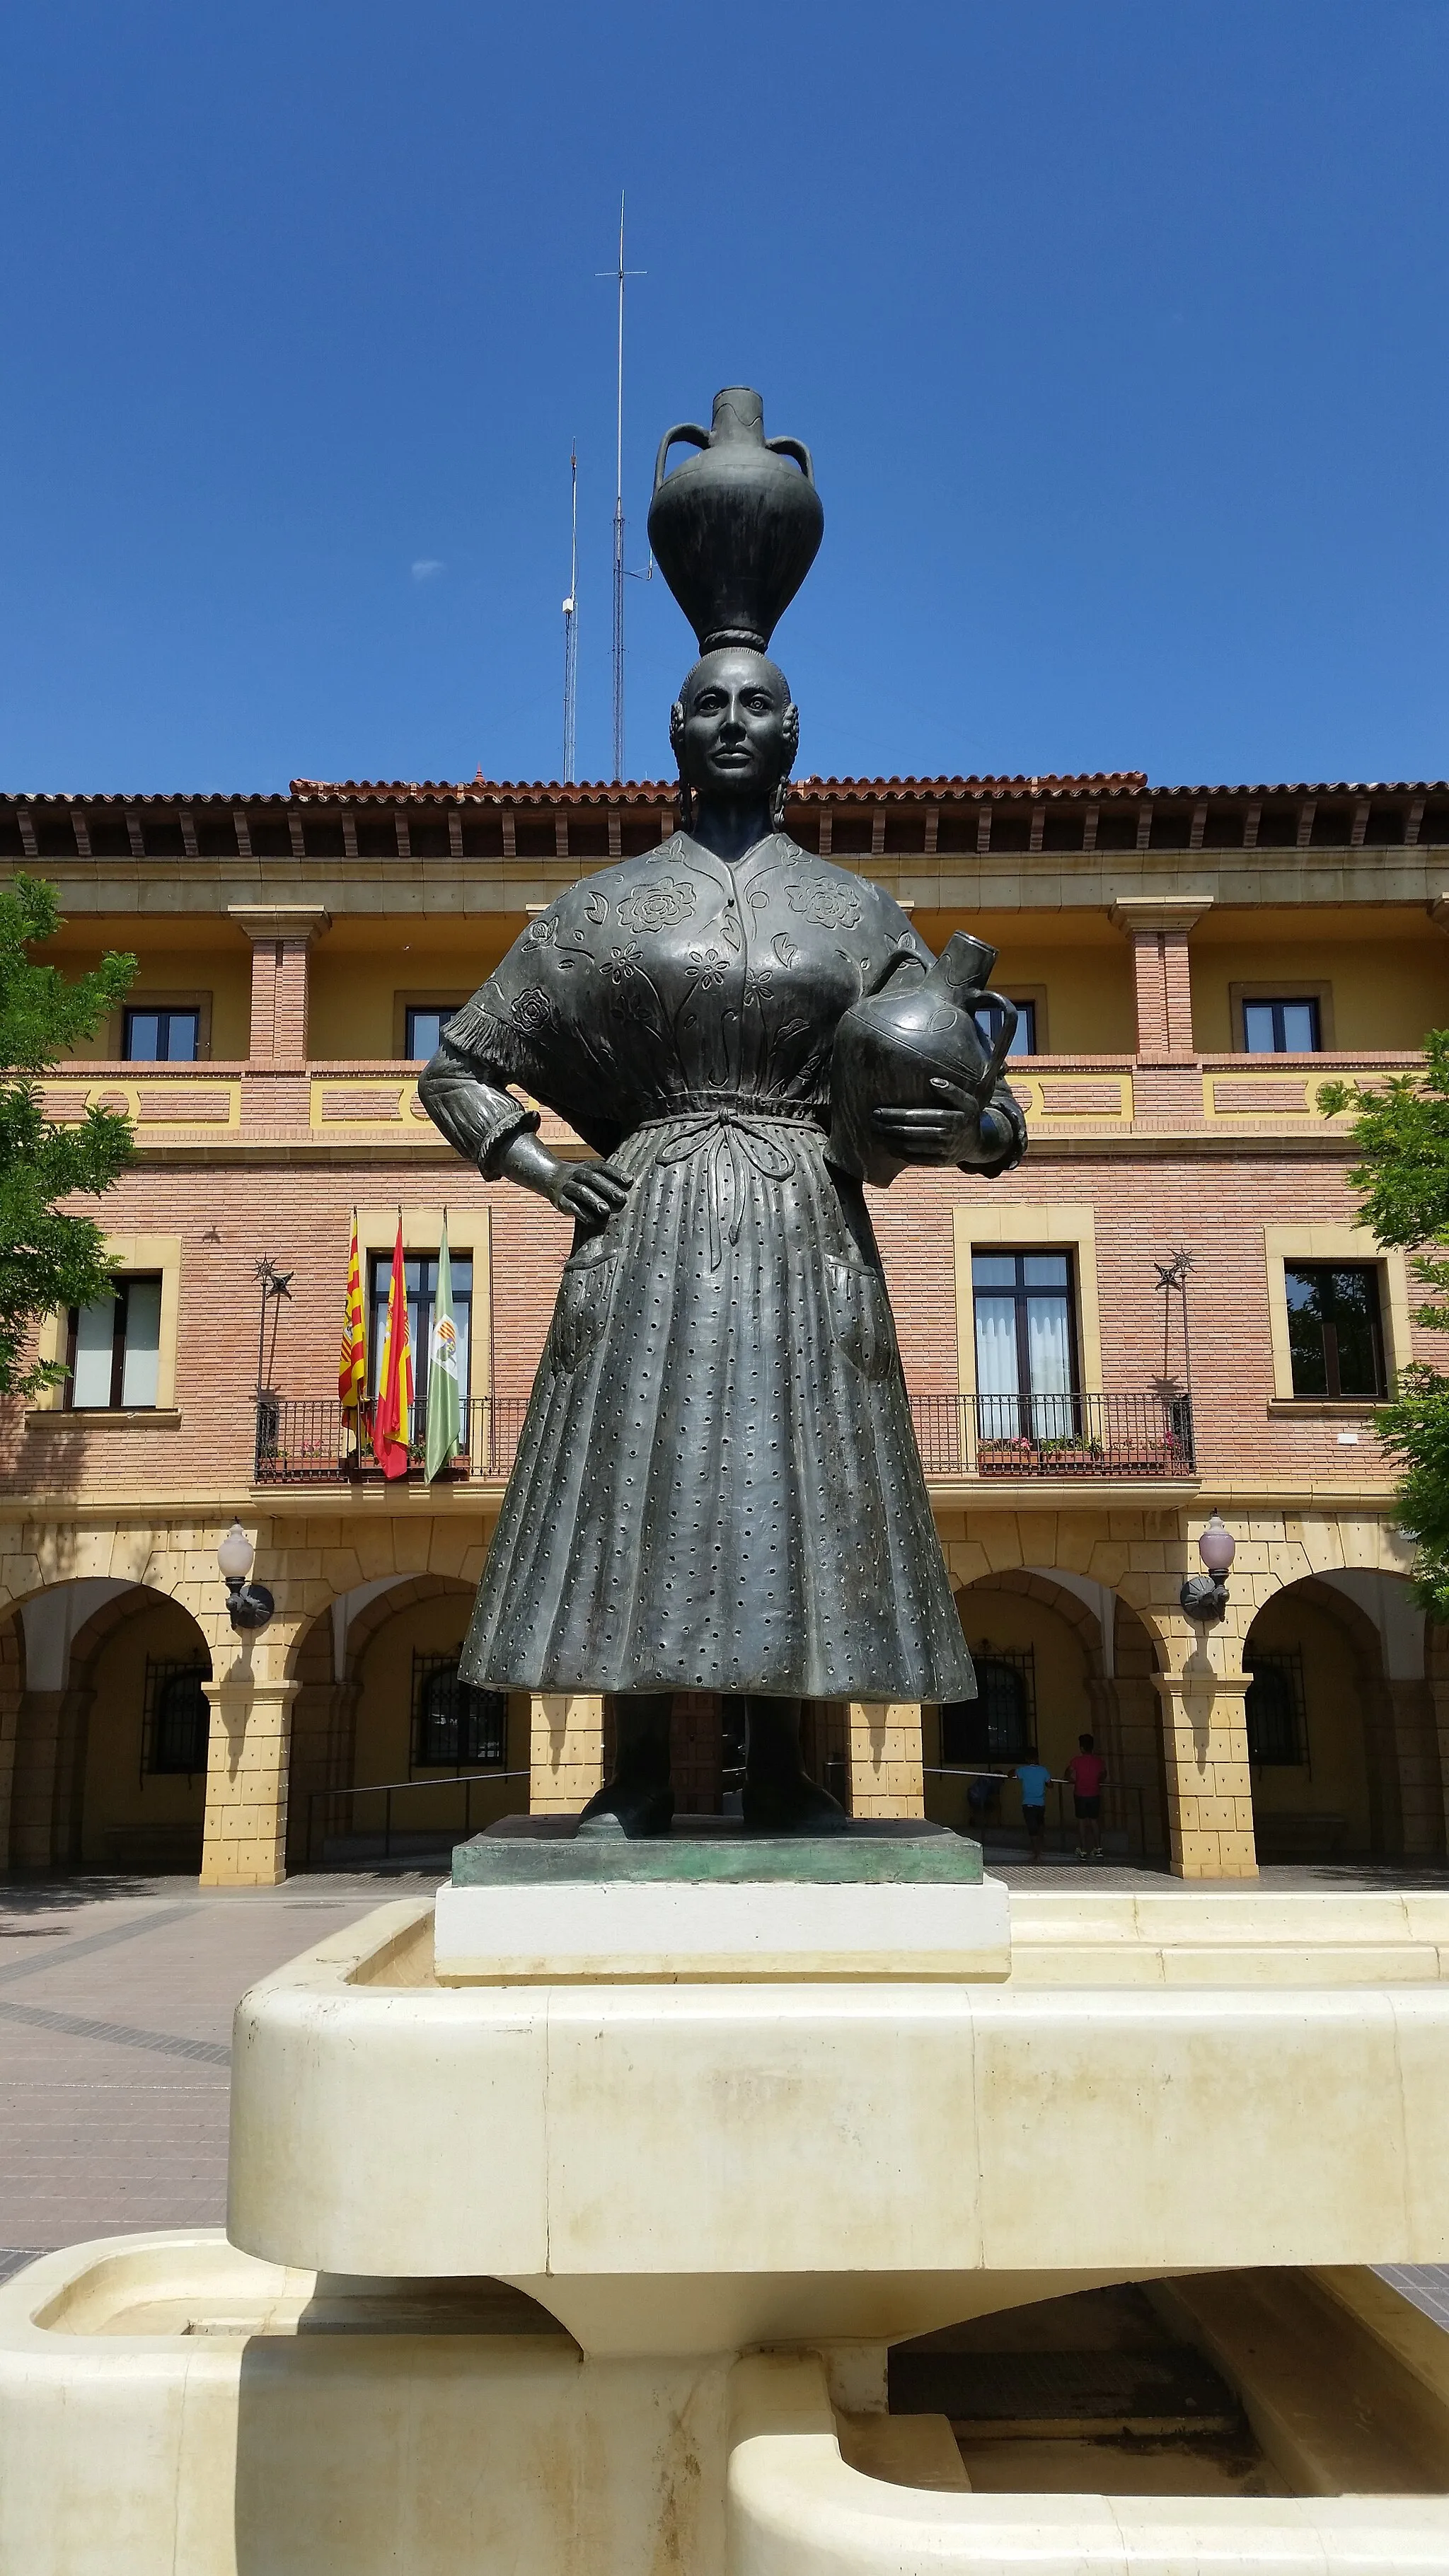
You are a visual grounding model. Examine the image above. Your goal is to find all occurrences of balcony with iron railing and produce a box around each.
[252,1388,1195,1488]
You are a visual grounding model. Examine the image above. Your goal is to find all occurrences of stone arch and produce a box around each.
[937,1515,1183,1675]
[1240,1571,1436,1861]
[930,1559,1167,1857]
[966,1569,1108,1677]
[284,1571,526,1873]
[932,1568,1101,1849]
[4,1578,213,1873]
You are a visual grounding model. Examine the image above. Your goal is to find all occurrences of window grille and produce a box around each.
[410,1651,506,1771]
[141,1656,211,1779]
[1245,1646,1308,1768]
[941,1644,1036,1764]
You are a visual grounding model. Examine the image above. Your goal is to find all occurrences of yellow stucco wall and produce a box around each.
[918,913,1137,1056]
[308,928,514,1059]
[41,923,253,1061]
[1191,915,1449,1053]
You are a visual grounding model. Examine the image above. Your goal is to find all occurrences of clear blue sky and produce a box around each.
[1,0,1445,794]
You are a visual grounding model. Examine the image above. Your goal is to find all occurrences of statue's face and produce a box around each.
[671,649,798,800]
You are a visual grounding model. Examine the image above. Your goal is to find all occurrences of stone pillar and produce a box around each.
[529,1693,604,1815]
[200,1675,299,1886]
[846,1702,925,1819]
[1375,1677,1441,1855]
[1110,896,1211,1121]
[1428,1627,1449,1856]
[0,1637,18,1874]
[227,905,331,1064]
[1154,1665,1258,1879]
[6,1689,71,1871]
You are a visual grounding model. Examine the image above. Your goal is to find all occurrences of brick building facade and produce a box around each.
[2,768,1448,1884]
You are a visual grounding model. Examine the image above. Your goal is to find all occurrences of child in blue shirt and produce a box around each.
[1011,1749,1052,1864]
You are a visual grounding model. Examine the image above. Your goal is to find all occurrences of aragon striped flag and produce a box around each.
[338,1211,366,1412]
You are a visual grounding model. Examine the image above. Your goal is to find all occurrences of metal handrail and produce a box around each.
[257,1389,1194,1486]
[923,1764,1150,1856]
[305,1767,531,1868]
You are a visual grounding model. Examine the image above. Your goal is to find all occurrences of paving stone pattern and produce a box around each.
[0,1876,431,2255]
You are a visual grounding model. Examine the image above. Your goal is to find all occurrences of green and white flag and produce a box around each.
[425,1218,461,1482]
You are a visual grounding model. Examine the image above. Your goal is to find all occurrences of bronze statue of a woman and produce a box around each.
[420,389,1026,1835]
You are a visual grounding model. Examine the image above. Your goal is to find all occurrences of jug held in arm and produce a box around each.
[828,932,1025,1186]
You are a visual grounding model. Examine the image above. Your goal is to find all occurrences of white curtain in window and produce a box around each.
[120,1279,162,1407]
[1027,1291,1072,1438]
[974,1296,1020,1439]
[71,1298,115,1408]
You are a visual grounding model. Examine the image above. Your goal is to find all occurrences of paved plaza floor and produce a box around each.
[0,1873,432,2273]
[3,1864,1449,2338]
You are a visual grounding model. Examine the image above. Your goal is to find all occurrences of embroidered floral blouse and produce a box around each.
[423,830,933,1170]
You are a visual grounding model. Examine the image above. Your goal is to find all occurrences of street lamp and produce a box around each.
[1180,1511,1235,1626]
[218,1521,275,1633]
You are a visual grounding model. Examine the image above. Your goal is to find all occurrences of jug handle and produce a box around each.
[973,990,1019,1097]
[653,423,710,496]
[765,434,816,487]
[862,945,926,999]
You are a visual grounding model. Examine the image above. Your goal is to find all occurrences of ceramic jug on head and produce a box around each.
[647,387,824,654]
[828,933,1020,1187]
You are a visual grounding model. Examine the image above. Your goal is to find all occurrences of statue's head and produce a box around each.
[670,647,798,814]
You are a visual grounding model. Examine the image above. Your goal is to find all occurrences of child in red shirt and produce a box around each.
[1065,1733,1107,1860]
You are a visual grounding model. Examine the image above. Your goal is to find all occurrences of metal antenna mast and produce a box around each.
[599,194,645,782]
[562,443,579,785]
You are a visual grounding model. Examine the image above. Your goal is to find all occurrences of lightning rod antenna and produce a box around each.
[598,193,645,782]
[562,443,578,785]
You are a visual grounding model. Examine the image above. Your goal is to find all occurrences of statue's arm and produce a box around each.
[418,1032,633,1229]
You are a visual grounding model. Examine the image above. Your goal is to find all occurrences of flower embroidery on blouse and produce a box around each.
[524,911,558,947]
[689,947,729,990]
[511,985,558,1036]
[606,942,645,983]
[616,877,695,933]
[785,877,862,930]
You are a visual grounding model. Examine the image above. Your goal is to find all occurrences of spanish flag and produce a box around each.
[338,1211,366,1412]
[374,1218,413,1479]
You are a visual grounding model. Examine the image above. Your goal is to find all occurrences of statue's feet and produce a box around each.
[577,1777,676,1840]
[741,1770,850,1837]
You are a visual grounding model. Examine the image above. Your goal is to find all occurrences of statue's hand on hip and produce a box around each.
[872,1076,1013,1167]
[495,1128,635,1229]
[550,1157,634,1230]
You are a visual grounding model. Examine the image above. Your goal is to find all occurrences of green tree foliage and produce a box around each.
[0,875,137,1396]
[1321,1036,1449,1617]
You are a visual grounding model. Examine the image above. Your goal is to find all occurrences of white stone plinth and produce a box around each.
[432,1871,1012,1983]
